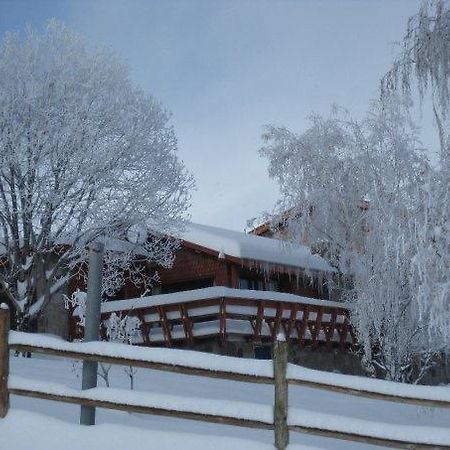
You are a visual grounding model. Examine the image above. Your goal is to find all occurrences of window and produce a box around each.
[239,278,261,290]
[239,277,279,291]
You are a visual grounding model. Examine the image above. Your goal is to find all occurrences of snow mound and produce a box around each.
[0,409,280,450]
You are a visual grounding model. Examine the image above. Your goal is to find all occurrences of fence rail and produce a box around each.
[2,307,450,450]
[10,341,273,384]
[8,375,274,430]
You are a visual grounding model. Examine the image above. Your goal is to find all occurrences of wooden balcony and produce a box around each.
[86,287,356,350]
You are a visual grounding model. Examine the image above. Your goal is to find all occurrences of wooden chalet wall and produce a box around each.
[157,245,239,290]
[157,243,327,300]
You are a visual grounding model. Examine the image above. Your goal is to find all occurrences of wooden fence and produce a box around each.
[1,307,450,450]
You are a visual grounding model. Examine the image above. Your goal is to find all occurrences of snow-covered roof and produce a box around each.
[180,223,333,273]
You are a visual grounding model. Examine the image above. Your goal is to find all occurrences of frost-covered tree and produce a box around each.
[0,22,193,328]
[260,0,450,383]
[382,0,450,348]
[260,106,363,271]
[260,100,446,381]
[381,0,450,121]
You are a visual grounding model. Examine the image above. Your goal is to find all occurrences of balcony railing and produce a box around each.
[73,286,356,349]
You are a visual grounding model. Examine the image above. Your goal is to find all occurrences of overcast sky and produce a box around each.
[0,0,422,230]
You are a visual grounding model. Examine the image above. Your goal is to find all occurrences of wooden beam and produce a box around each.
[10,343,274,384]
[10,387,273,431]
[9,377,449,449]
[186,305,195,345]
[286,304,298,343]
[289,424,448,450]
[10,340,450,408]
[298,306,309,347]
[287,376,450,409]
[219,298,226,342]
[180,304,194,345]
[253,302,264,342]
[179,304,189,343]
[157,306,172,347]
[311,308,323,348]
[272,304,283,341]
[273,339,289,450]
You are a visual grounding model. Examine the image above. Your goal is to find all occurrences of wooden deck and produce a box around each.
[79,289,357,349]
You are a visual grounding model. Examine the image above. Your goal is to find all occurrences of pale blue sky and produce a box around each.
[0,0,422,230]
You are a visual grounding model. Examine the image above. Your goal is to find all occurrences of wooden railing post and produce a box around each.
[0,304,10,418]
[273,334,289,450]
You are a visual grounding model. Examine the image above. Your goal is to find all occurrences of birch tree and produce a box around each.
[260,100,444,381]
[260,0,450,382]
[0,22,193,328]
[382,0,450,347]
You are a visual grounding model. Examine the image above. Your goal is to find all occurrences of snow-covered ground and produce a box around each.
[2,353,450,450]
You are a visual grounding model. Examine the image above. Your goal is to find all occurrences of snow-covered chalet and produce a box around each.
[84,223,357,370]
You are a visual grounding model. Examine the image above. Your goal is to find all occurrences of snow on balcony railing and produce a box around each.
[100,286,350,314]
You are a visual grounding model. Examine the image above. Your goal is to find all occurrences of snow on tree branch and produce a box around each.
[381,0,450,118]
[0,21,194,328]
[260,98,447,382]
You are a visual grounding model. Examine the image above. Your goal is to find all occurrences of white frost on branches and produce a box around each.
[260,99,448,382]
[64,290,87,326]
[104,313,142,345]
[260,1,450,383]
[0,21,193,327]
[104,312,142,390]
[382,0,450,356]
[382,0,450,120]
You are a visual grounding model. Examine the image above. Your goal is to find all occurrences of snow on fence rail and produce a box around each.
[8,330,274,383]
[8,375,274,430]
[1,308,450,449]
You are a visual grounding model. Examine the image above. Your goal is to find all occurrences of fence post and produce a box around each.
[80,241,104,426]
[273,334,289,450]
[0,304,10,418]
